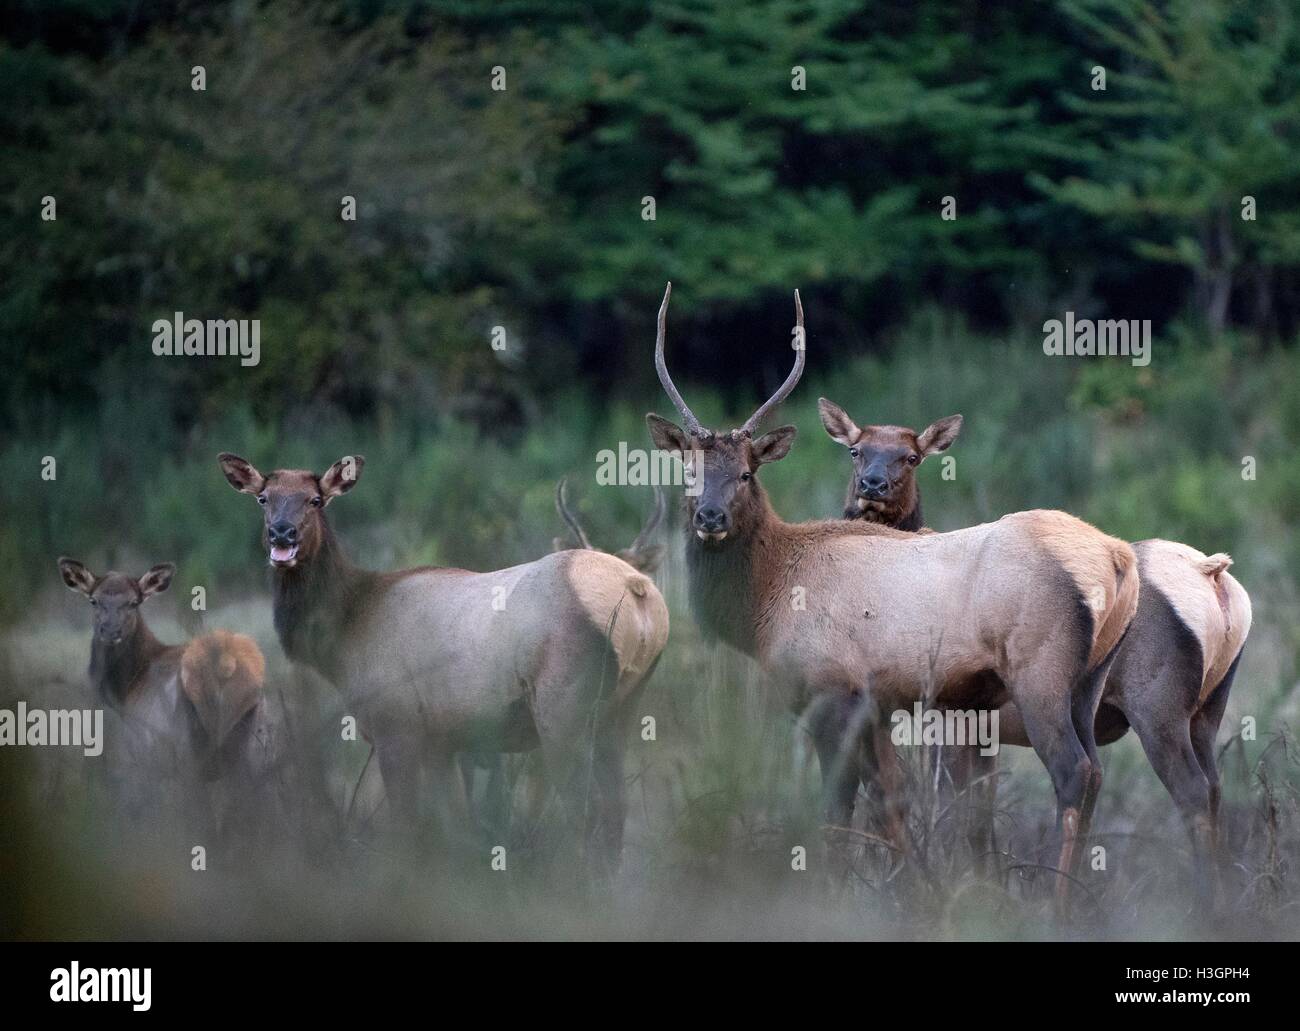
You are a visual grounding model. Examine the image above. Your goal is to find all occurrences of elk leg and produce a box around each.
[1190,652,1241,845]
[809,693,864,830]
[942,745,999,874]
[863,721,907,857]
[1012,683,1094,905]
[590,663,659,875]
[375,735,422,834]
[1126,700,1216,898]
[457,753,509,837]
[482,755,511,834]
[427,751,470,841]
[1189,659,1238,899]
[589,718,630,878]
[1070,688,1106,860]
[530,651,618,875]
[1190,717,1223,835]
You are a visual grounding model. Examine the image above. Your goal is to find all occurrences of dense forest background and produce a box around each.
[2,0,1299,620]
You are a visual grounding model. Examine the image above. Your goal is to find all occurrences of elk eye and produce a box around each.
[310,496,323,507]
[849,448,859,458]
[740,471,752,482]
[90,598,98,607]
[907,454,919,466]
[257,494,268,506]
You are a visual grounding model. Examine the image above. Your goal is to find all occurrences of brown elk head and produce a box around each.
[645,283,803,546]
[218,453,365,568]
[553,478,667,573]
[58,558,174,644]
[818,398,961,527]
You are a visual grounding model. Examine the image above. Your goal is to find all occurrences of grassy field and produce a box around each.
[3,319,1299,940]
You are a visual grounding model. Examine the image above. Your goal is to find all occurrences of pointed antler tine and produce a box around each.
[654,282,710,440]
[631,485,667,553]
[555,477,593,550]
[740,288,807,435]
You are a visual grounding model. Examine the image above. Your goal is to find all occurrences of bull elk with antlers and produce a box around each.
[217,453,668,869]
[819,399,1252,882]
[645,284,1139,897]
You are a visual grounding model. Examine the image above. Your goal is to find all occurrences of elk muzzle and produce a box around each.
[693,504,730,542]
[268,521,300,566]
[858,471,890,499]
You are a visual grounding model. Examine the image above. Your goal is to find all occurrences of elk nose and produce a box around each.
[268,521,297,545]
[694,506,728,533]
[860,474,887,494]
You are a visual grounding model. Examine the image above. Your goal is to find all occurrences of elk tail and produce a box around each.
[1198,553,1232,579]
[180,630,266,753]
[1197,552,1239,633]
[599,573,669,685]
[1087,540,1139,672]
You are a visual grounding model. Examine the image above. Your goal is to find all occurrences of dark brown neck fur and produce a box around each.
[688,481,910,658]
[841,476,924,531]
[89,618,173,710]
[272,518,383,682]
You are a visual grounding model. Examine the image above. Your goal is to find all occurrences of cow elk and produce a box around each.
[646,284,1139,900]
[56,558,275,806]
[216,452,669,871]
[462,477,670,826]
[485,478,669,820]
[820,399,1252,886]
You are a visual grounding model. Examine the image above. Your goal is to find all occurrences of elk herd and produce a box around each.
[54,283,1251,910]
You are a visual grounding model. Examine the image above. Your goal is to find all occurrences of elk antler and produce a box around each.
[654,283,712,440]
[555,478,593,550]
[629,485,667,555]
[739,289,805,436]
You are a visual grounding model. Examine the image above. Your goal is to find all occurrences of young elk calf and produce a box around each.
[819,398,1252,877]
[56,558,274,793]
[647,284,1138,899]
[217,453,669,870]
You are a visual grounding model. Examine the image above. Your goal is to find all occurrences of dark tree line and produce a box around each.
[3,0,1298,433]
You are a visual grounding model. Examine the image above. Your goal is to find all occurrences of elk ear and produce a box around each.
[58,557,97,596]
[752,425,797,466]
[646,414,691,455]
[218,452,266,495]
[320,455,365,503]
[818,397,860,447]
[916,415,963,457]
[138,563,176,598]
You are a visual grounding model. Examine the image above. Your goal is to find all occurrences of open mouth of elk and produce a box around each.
[269,544,300,566]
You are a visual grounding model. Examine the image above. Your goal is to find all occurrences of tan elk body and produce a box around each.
[818,398,1252,870]
[646,284,1139,890]
[459,479,670,823]
[217,454,668,864]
